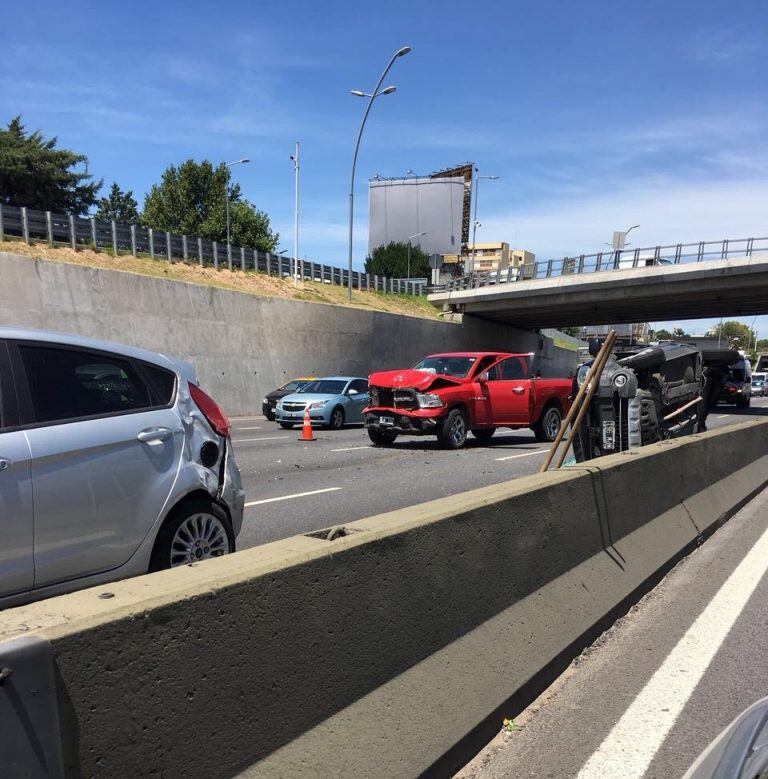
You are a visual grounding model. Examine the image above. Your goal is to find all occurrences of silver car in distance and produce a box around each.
[0,327,245,607]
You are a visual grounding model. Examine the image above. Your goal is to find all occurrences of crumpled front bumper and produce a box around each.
[363,407,443,434]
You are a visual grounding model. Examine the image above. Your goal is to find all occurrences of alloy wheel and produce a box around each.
[170,512,230,567]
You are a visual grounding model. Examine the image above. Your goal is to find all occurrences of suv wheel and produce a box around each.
[534,405,562,442]
[279,422,294,429]
[150,497,234,572]
[368,428,398,446]
[438,408,467,449]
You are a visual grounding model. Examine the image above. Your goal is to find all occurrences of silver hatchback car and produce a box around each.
[0,327,244,607]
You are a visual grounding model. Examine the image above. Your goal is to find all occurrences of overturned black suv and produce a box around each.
[572,341,739,462]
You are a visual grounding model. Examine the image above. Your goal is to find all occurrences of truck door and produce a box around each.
[483,357,531,425]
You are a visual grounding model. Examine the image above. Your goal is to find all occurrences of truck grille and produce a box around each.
[369,386,418,410]
[283,401,307,412]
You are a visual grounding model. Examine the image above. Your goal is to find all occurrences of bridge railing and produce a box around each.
[438,236,768,292]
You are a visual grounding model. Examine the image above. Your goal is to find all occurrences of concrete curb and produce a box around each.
[1,420,766,777]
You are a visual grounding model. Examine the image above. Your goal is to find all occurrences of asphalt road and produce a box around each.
[230,397,768,551]
[456,480,768,779]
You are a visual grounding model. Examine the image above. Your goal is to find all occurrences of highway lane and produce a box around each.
[456,480,768,779]
[230,398,768,551]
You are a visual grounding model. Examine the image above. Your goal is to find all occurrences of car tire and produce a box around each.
[533,405,562,442]
[471,428,496,443]
[265,412,275,422]
[149,497,235,572]
[328,406,345,430]
[279,422,294,429]
[437,408,468,449]
[368,428,398,446]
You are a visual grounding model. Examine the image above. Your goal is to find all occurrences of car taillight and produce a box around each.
[189,383,230,437]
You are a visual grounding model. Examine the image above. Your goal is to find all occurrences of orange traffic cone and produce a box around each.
[299,407,316,441]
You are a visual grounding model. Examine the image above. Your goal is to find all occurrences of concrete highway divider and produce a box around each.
[2,419,767,778]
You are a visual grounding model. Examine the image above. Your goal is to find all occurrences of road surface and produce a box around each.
[456,480,768,779]
[230,398,768,551]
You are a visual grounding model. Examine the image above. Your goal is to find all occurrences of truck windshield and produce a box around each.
[412,356,476,378]
[299,380,347,395]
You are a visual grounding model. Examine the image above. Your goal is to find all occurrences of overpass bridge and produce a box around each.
[429,237,768,328]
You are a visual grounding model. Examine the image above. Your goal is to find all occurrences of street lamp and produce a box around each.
[470,171,499,267]
[407,231,427,284]
[290,142,300,286]
[347,45,411,301]
[224,158,250,255]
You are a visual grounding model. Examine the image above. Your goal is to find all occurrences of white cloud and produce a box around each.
[483,177,768,259]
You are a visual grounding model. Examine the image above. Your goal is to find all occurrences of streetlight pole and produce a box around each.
[470,170,499,271]
[224,158,250,255]
[290,143,300,286]
[347,46,412,301]
[407,230,427,286]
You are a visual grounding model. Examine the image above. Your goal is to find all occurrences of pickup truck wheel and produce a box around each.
[471,428,496,443]
[534,405,562,442]
[368,428,398,446]
[438,408,468,449]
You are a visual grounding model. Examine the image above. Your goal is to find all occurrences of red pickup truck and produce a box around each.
[364,352,572,449]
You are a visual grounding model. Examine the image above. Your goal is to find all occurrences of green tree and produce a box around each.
[711,320,755,351]
[652,328,673,341]
[559,326,582,338]
[671,327,690,338]
[95,182,139,223]
[141,159,277,251]
[0,116,100,215]
[365,241,430,279]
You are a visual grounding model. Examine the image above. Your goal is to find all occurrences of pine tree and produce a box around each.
[95,182,140,223]
[0,116,100,215]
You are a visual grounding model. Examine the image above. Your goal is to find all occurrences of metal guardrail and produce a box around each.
[0,203,427,297]
[437,237,768,293]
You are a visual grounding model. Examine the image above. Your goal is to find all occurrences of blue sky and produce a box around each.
[3,0,768,337]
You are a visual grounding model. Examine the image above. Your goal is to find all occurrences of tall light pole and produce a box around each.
[470,171,499,270]
[224,158,250,252]
[290,143,300,286]
[407,231,427,283]
[347,45,412,301]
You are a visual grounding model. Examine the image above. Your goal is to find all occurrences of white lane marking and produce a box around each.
[232,436,287,443]
[577,519,768,779]
[245,487,342,507]
[232,426,262,430]
[715,414,729,418]
[331,445,372,452]
[230,415,266,420]
[495,449,547,461]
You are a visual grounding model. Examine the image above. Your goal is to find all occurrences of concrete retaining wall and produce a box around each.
[0,252,578,414]
[3,420,765,778]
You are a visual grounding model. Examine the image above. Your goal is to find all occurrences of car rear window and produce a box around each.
[142,363,177,405]
[19,344,154,424]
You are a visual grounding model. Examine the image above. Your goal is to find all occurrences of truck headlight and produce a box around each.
[263,397,269,404]
[308,400,328,410]
[416,393,445,408]
[576,364,590,388]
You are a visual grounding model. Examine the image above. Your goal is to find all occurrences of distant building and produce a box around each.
[463,242,535,275]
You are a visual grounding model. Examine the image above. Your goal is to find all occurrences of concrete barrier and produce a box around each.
[0,251,579,413]
[2,420,767,778]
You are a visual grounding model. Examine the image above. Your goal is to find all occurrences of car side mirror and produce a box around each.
[347,388,358,395]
